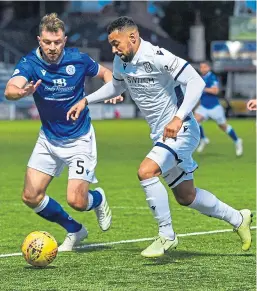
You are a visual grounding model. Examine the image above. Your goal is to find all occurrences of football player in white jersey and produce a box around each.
[67,16,252,257]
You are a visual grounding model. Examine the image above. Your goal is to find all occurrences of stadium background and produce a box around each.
[0,0,256,120]
[0,1,256,291]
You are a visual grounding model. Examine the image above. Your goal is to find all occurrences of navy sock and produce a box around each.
[199,125,205,139]
[35,196,82,233]
[86,190,103,211]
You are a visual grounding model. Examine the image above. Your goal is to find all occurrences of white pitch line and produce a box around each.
[0,226,256,258]
[112,206,149,210]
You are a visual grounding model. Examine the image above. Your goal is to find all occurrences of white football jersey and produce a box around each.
[113,38,195,141]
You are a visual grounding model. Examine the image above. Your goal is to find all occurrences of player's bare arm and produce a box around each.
[247,99,256,111]
[204,86,219,95]
[5,76,42,100]
[97,65,124,104]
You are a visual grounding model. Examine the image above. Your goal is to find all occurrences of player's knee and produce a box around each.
[175,188,196,206]
[67,193,88,211]
[22,188,44,208]
[137,166,156,181]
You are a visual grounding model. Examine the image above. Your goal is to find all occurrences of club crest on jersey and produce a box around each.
[143,62,153,73]
[66,65,76,75]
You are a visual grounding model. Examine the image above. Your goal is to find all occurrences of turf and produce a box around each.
[0,119,255,291]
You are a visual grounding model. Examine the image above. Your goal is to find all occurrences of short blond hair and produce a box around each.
[39,13,65,35]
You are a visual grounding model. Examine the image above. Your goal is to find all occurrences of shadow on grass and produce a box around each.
[142,249,255,266]
[24,265,57,270]
[71,243,112,253]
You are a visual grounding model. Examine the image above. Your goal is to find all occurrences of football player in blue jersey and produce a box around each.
[194,61,243,156]
[4,13,119,251]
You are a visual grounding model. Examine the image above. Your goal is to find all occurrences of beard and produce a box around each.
[118,43,134,63]
[46,52,60,63]
[40,48,62,64]
[119,50,134,63]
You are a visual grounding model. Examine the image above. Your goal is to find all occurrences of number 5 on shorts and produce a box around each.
[76,160,84,174]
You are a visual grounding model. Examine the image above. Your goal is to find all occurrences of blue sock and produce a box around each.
[34,196,82,233]
[199,125,205,139]
[226,124,238,142]
[86,190,103,211]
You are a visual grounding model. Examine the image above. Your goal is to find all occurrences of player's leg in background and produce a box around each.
[172,179,252,251]
[218,123,243,156]
[194,110,210,153]
[22,167,82,234]
[213,105,243,156]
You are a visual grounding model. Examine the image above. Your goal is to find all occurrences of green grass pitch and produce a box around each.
[0,119,255,291]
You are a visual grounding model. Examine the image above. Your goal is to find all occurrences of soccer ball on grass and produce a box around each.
[21,231,58,267]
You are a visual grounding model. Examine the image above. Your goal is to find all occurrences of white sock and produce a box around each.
[85,193,93,211]
[34,195,49,213]
[188,188,242,228]
[140,177,175,239]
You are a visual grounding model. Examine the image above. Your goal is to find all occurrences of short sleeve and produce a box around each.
[11,57,33,81]
[81,53,100,77]
[210,74,219,88]
[154,48,189,82]
[112,55,124,81]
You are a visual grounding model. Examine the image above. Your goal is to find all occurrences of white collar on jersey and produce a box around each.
[130,38,145,65]
[36,47,65,65]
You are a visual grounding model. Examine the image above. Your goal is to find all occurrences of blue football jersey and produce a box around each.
[200,71,220,109]
[11,47,99,140]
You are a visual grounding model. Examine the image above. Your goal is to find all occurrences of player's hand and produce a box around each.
[67,98,87,121]
[247,99,257,111]
[163,116,183,142]
[104,95,124,104]
[18,80,42,98]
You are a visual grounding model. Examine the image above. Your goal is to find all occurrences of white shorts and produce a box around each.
[27,124,98,183]
[147,118,200,188]
[195,104,226,125]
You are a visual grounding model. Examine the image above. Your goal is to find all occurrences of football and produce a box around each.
[21,231,58,267]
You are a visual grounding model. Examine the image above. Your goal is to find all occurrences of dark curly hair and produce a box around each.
[107,16,138,34]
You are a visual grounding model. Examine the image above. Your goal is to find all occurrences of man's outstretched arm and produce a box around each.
[5,76,42,100]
